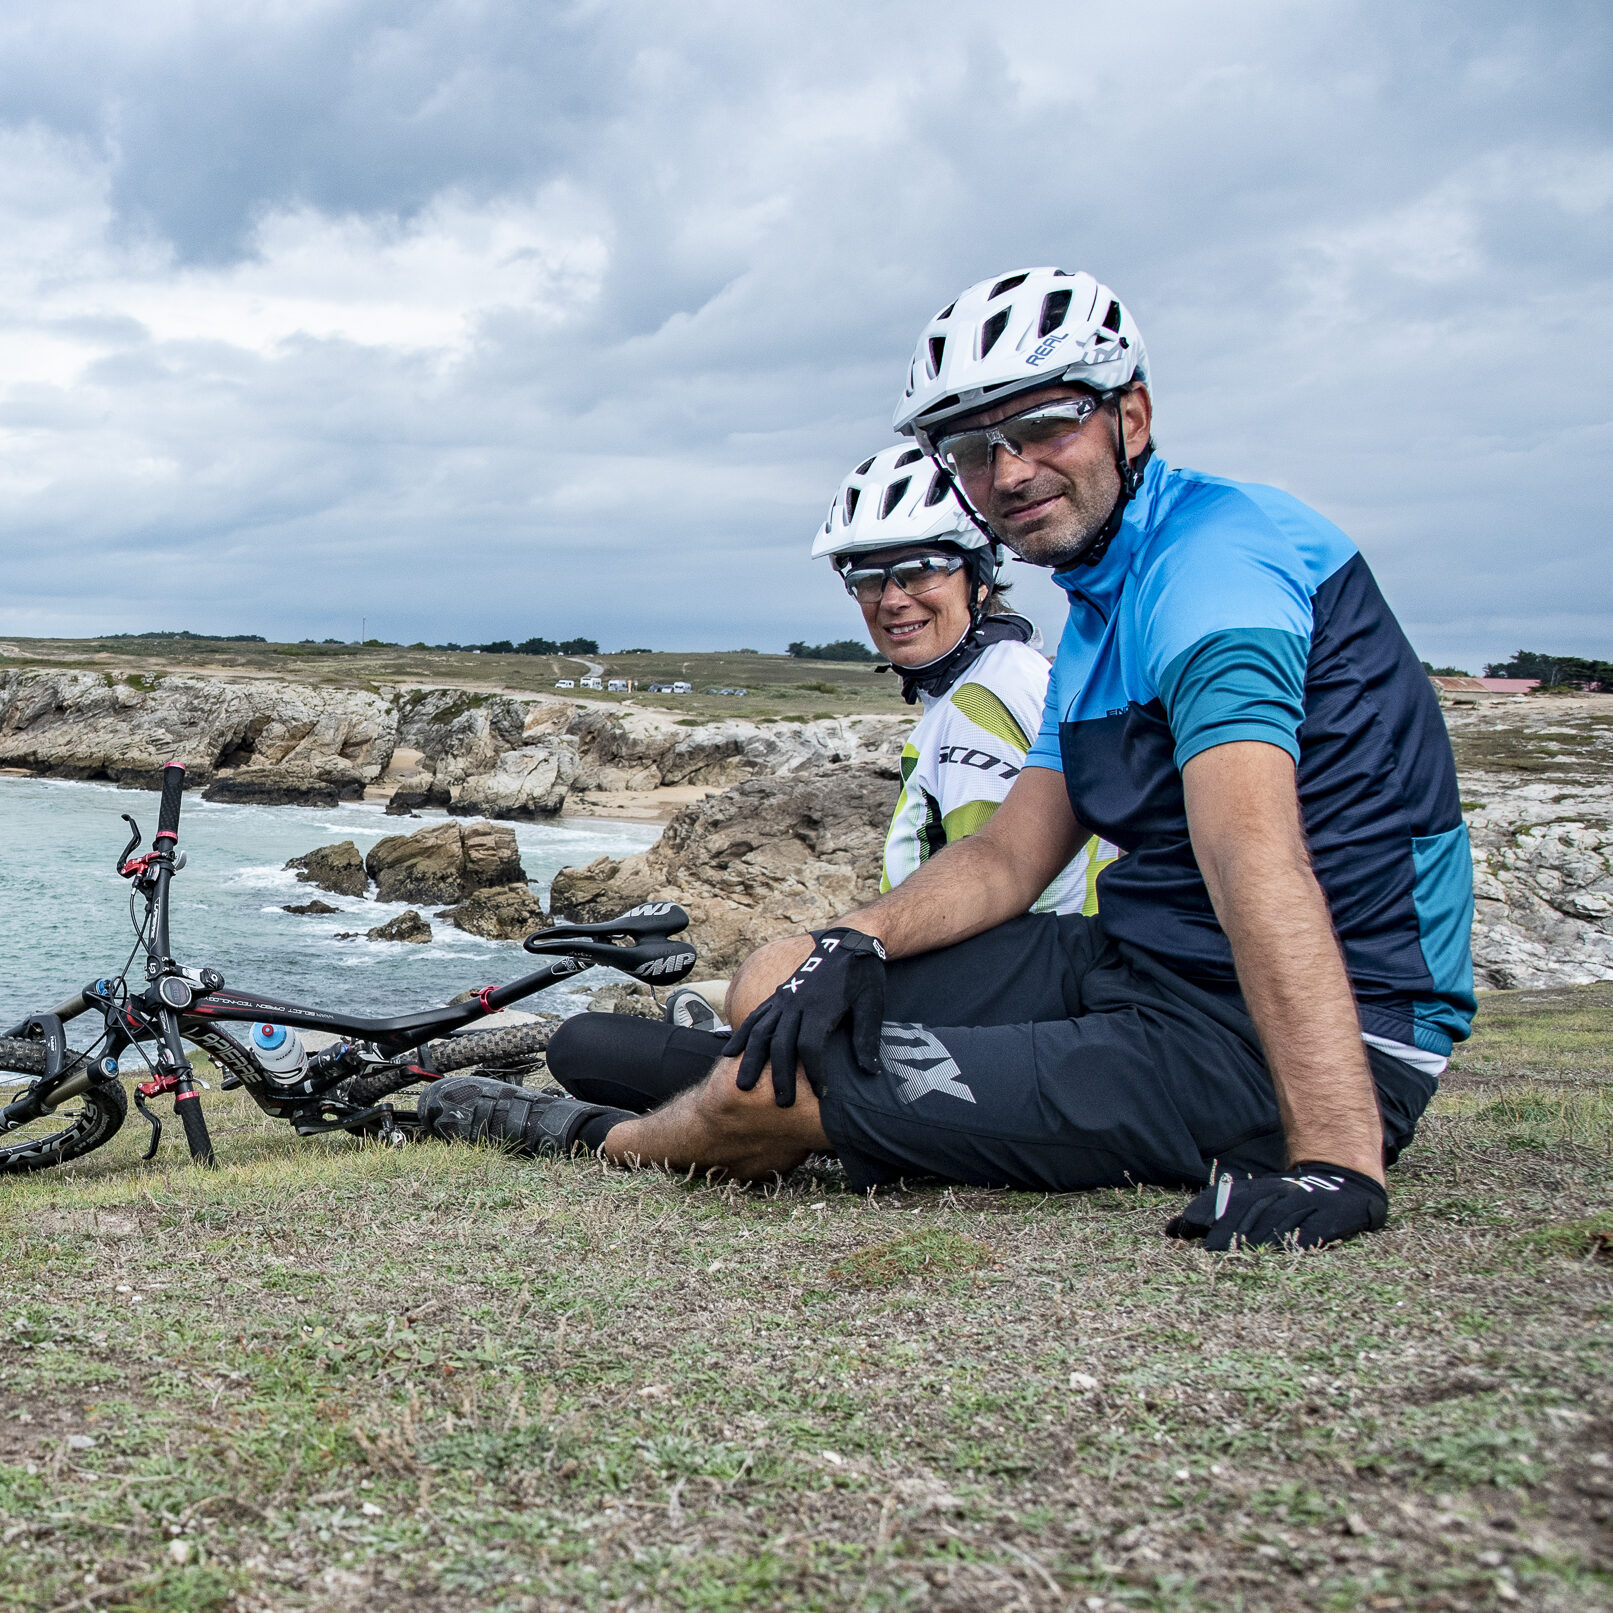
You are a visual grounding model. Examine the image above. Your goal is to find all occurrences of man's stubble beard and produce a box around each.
[992,458,1123,572]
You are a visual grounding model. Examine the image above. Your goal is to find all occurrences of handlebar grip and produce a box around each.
[156,762,186,841]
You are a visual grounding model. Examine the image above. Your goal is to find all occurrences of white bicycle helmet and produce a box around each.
[892,268,1148,447]
[810,444,994,562]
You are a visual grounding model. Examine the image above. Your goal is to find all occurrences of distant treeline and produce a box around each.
[1485,651,1613,690]
[787,639,879,663]
[107,631,267,643]
[436,637,600,656]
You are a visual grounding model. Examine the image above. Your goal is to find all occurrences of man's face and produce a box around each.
[936,382,1152,570]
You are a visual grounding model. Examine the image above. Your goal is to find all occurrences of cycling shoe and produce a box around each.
[663,986,726,1033]
[417,1075,612,1157]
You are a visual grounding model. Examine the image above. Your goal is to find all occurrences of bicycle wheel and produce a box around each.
[0,1040,128,1175]
[336,1018,558,1109]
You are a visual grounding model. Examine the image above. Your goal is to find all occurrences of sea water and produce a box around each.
[0,776,662,1035]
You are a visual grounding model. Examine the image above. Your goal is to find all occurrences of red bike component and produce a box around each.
[476,986,497,1014]
[119,853,160,880]
[136,1071,182,1099]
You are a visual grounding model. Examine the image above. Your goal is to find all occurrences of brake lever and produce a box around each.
[117,815,143,876]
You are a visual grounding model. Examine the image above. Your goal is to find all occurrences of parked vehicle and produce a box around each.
[555,679,576,689]
[580,677,603,690]
[0,765,697,1174]
[606,679,631,692]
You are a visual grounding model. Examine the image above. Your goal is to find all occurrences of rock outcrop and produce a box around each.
[450,739,577,819]
[0,669,393,793]
[438,883,547,940]
[368,910,432,944]
[549,763,897,976]
[286,840,369,897]
[284,899,340,916]
[0,668,912,818]
[364,818,526,905]
[1443,696,1613,990]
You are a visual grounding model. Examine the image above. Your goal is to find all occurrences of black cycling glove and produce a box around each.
[723,928,887,1107]
[1165,1161,1388,1251]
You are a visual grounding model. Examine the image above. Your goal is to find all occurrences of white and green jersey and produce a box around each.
[882,639,1118,915]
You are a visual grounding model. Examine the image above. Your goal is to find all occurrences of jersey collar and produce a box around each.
[1050,453,1169,613]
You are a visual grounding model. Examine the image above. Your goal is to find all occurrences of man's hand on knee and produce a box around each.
[723,928,887,1107]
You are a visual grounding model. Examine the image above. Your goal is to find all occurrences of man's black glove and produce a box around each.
[1165,1162,1387,1251]
[723,928,887,1107]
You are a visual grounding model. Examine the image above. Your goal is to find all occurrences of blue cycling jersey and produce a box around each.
[1024,454,1475,1055]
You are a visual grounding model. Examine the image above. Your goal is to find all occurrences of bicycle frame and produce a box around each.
[1,763,695,1168]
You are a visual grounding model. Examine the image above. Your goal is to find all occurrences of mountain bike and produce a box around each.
[0,762,696,1174]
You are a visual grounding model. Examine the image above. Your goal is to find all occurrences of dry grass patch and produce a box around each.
[0,986,1607,1610]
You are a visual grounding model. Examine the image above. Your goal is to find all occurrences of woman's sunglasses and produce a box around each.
[839,553,964,605]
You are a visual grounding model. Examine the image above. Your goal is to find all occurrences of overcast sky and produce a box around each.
[0,1,1607,669]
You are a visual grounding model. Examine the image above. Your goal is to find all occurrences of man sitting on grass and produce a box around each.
[422,267,1475,1252]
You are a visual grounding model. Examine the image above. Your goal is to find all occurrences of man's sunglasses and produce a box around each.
[933,396,1106,485]
[839,553,964,605]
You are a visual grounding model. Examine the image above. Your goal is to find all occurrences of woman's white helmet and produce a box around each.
[892,268,1147,446]
[811,444,995,563]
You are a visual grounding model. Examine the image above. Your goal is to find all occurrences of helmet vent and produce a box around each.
[1102,299,1122,332]
[854,456,876,476]
[843,487,861,523]
[893,448,923,468]
[989,274,1028,300]
[880,478,911,518]
[1038,290,1072,337]
[927,336,946,377]
[923,470,951,506]
[936,301,956,322]
[979,309,1009,358]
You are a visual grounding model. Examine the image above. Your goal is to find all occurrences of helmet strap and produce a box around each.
[1072,394,1150,570]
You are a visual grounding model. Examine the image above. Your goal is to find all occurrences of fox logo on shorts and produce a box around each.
[880,1023,975,1106]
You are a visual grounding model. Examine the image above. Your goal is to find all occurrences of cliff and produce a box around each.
[0,669,911,813]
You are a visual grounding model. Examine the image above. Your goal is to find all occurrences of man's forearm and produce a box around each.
[845,828,1029,957]
[1213,849,1384,1179]
[846,766,1085,958]
[1184,743,1384,1182]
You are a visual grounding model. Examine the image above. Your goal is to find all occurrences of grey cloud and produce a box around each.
[0,0,1607,668]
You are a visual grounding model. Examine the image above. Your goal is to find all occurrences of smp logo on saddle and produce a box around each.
[634,950,697,979]
[1023,330,1069,368]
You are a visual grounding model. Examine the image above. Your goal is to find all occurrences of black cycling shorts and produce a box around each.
[813,912,1437,1194]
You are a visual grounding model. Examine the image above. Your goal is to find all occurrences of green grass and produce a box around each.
[0,990,1610,1609]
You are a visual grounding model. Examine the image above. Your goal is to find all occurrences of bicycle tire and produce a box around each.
[334,1019,556,1110]
[0,1040,127,1175]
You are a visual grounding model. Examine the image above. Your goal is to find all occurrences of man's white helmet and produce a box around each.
[811,444,994,562]
[892,268,1147,444]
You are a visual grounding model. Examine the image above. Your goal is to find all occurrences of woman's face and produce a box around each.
[853,547,980,668]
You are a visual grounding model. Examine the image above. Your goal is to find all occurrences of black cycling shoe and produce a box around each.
[417,1076,612,1157]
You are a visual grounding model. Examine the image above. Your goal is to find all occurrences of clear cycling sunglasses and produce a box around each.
[839,553,964,605]
[933,395,1105,484]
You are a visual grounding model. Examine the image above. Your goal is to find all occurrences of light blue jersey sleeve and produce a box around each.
[1024,653,1066,771]
[1139,479,1348,769]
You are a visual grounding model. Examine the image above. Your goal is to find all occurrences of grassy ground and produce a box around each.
[0,989,1609,1611]
[0,639,906,724]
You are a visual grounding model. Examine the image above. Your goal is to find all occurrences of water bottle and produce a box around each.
[250,1022,307,1082]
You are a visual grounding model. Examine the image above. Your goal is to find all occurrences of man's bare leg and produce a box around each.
[601,935,823,1179]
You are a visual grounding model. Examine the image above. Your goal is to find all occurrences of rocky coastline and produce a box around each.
[0,669,911,819]
[3,667,1609,992]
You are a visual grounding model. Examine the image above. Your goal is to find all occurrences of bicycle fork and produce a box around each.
[134,1009,215,1168]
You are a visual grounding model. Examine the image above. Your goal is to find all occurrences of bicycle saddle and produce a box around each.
[522,903,689,949]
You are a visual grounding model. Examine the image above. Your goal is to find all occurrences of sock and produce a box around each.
[577,1107,631,1154]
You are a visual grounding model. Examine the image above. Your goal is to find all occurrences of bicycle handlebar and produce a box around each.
[156,762,186,843]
